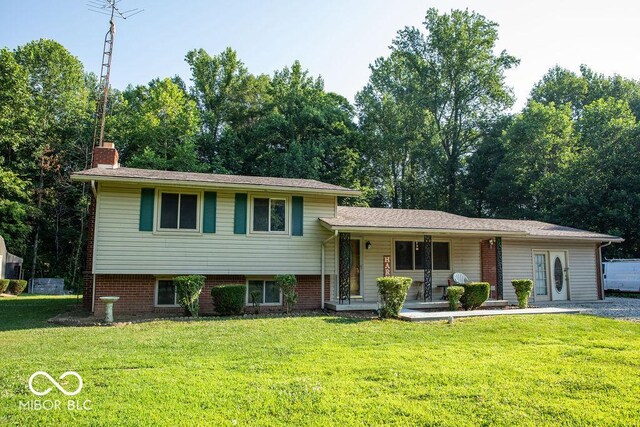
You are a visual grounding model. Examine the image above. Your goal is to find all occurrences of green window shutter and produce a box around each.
[203,192,217,233]
[139,188,155,231]
[234,193,247,234]
[292,196,303,236]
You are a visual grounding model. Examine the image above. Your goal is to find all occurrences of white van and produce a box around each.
[603,260,640,292]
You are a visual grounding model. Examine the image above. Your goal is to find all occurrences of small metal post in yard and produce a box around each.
[99,296,120,323]
[448,316,454,325]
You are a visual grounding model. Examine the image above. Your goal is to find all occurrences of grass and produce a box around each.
[1,296,639,426]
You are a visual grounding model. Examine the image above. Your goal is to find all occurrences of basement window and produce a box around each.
[155,279,178,306]
[247,279,282,305]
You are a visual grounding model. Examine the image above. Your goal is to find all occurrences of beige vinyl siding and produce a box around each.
[334,235,483,302]
[94,184,335,275]
[502,239,598,302]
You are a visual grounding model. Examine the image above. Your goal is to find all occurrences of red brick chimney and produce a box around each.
[92,142,119,169]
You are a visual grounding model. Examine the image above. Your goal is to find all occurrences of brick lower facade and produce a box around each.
[481,239,498,299]
[92,274,331,316]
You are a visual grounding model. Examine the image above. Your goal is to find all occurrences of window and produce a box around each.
[156,279,178,306]
[160,192,198,230]
[394,240,450,271]
[247,280,281,305]
[534,253,548,296]
[433,242,450,270]
[252,197,287,233]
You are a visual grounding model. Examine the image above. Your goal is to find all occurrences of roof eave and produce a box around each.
[70,173,361,197]
[318,220,623,242]
[318,221,528,236]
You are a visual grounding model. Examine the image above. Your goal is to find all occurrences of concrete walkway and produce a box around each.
[399,306,582,322]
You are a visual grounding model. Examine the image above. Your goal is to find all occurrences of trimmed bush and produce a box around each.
[8,280,27,296]
[211,285,245,316]
[174,275,205,317]
[447,286,465,311]
[376,276,412,318]
[512,279,534,308]
[275,274,298,314]
[460,282,490,310]
[0,279,9,293]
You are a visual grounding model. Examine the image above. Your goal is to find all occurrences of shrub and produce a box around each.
[249,290,261,314]
[512,279,534,308]
[211,285,245,316]
[275,274,298,314]
[376,276,412,318]
[8,280,27,296]
[460,282,490,310]
[174,275,205,317]
[0,279,9,293]
[447,286,465,311]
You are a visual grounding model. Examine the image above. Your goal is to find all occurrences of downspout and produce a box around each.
[598,241,612,300]
[321,230,338,309]
[91,180,97,312]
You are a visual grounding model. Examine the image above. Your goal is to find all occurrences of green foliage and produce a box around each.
[376,276,412,318]
[447,286,465,311]
[211,285,245,316]
[512,279,533,309]
[460,282,490,311]
[0,279,9,293]
[8,280,27,295]
[274,274,298,314]
[2,296,640,425]
[174,275,205,317]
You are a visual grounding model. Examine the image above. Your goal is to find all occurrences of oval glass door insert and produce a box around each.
[554,257,563,292]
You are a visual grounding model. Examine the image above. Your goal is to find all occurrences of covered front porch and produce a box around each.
[323,228,517,311]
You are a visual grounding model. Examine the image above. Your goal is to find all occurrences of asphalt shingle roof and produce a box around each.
[71,167,360,195]
[320,206,622,241]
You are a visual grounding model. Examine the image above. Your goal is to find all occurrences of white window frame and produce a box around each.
[392,239,452,272]
[249,195,290,235]
[154,278,179,307]
[245,278,282,306]
[156,190,202,233]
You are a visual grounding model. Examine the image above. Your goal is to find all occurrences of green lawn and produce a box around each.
[1,296,639,426]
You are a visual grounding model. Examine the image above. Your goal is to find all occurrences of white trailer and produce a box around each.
[603,259,640,292]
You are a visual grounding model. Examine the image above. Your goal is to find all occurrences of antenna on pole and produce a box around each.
[88,0,143,149]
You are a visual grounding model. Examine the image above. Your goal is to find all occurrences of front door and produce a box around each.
[350,239,361,297]
[550,251,568,300]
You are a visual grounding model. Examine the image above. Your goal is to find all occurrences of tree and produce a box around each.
[12,39,91,280]
[488,101,576,219]
[391,8,519,211]
[112,77,202,171]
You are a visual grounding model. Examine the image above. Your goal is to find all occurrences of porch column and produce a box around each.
[495,236,503,300]
[423,235,432,301]
[338,232,351,304]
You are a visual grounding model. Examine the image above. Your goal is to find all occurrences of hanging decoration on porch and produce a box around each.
[423,235,432,301]
[496,237,503,300]
[338,232,351,304]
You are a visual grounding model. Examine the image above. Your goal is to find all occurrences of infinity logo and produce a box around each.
[28,371,83,397]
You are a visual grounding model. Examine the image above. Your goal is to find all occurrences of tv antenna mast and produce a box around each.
[88,0,143,148]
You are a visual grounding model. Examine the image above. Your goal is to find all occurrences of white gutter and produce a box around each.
[90,180,97,197]
[70,174,361,197]
[321,230,338,310]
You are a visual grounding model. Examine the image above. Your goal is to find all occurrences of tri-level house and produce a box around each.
[72,144,622,316]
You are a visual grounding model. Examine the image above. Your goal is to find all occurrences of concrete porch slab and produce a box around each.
[325,299,509,312]
[399,306,582,322]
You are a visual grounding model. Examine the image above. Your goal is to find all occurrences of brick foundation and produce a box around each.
[481,240,498,299]
[92,274,331,316]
